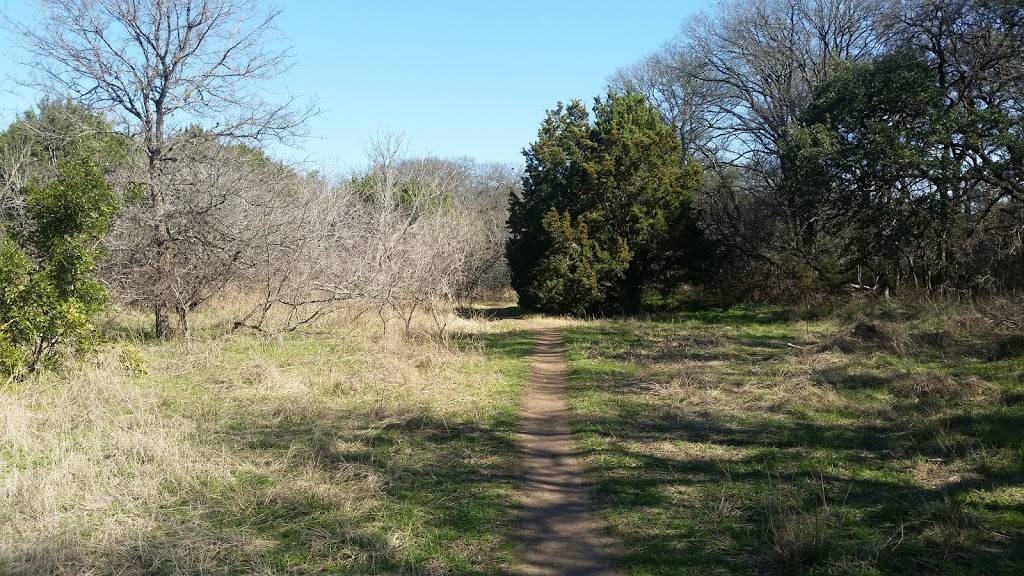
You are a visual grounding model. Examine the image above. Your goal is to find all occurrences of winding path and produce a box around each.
[513,328,617,576]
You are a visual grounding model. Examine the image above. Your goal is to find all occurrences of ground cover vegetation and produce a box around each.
[0,0,1023,574]
[563,298,1024,574]
[1,303,535,574]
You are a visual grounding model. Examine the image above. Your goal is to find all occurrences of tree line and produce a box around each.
[3,0,1022,374]
[1,0,515,378]
[510,0,1024,312]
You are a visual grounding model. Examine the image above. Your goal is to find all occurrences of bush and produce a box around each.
[0,160,117,378]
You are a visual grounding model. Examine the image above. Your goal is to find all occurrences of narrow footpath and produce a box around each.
[513,328,617,576]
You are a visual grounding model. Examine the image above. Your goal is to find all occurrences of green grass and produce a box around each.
[6,300,1023,574]
[563,304,1024,575]
[0,311,532,575]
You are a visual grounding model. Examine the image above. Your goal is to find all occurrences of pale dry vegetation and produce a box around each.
[0,301,531,575]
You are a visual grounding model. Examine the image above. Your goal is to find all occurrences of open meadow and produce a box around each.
[1,304,536,575]
[3,298,1022,574]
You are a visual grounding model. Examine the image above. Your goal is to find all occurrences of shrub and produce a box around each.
[527,210,631,315]
[0,160,117,378]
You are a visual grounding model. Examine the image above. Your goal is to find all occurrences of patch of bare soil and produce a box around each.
[513,328,618,576]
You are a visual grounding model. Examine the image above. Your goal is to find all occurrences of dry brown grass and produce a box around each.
[0,301,530,574]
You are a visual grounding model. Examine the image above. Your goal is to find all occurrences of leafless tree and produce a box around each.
[233,135,514,339]
[102,131,311,335]
[610,48,719,161]
[14,0,314,338]
[683,0,885,168]
[455,160,519,298]
[0,134,32,220]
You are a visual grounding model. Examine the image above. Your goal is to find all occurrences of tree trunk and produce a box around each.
[154,304,173,340]
[148,142,176,340]
[177,305,190,337]
[622,266,644,315]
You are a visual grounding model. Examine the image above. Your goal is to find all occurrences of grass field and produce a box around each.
[1,307,533,575]
[563,301,1024,575]
[3,298,1023,575]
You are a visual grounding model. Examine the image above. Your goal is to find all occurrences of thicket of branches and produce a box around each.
[1,0,517,375]
[0,100,515,375]
[227,134,516,337]
[612,0,1024,300]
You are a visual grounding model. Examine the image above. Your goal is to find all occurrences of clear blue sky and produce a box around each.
[0,1,707,169]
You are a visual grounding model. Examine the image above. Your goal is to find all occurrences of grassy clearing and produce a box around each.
[563,301,1024,575]
[0,305,532,575]
[7,296,1020,575]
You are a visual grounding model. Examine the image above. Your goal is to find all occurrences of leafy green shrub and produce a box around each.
[0,160,118,379]
[116,344,148,376]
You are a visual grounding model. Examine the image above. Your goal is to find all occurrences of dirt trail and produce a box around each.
[513,328,617,576]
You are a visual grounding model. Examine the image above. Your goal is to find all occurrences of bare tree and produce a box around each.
[683,0,885,169]
[0,131,32,220]
[453,160,519,299]
[102,131,311,335]
[14,0,313,338]
[233,135,514,339]
[610,48,719,161]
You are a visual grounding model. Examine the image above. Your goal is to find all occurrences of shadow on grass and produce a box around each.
[217,407,520,575]
[452,329,536,363]
[564,324,814,367]
[564,322,1024,576]
[813,368,896,390]
[456,305,524,320]
[192,329,539,574]
[7,406,523,575]
[9,330,538,576]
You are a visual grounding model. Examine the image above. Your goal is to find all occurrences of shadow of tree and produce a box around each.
[5,329,535,576]
[452,329,535,361]
[456,305,524,320]
[214,406,521,574]
[564,322,1024,576]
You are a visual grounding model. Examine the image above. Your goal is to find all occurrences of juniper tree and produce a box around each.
[507,93,702,314]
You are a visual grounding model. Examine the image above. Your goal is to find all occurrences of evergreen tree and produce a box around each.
[779,48,1024,290]
[507,93,702,314]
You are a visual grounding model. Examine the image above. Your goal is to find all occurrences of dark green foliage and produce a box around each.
[508,93,703,314]
[0,98,129,184]
[531,210,631,315]
[779,48,1024,291]
[0,160,118,378]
